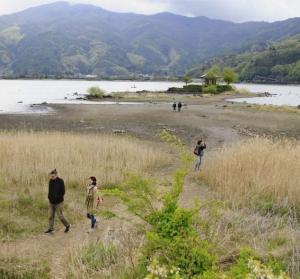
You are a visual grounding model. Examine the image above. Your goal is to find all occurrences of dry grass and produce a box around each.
[248,104,300,114]
[199,137,300,210]
[0,131,169,186]
[67,227,143,279]
[234,87,253,95]
[0,131,170,239]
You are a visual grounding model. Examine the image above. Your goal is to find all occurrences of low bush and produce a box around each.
[143,199,217,278]
[167,87,185,93]
[86,86,106,99]
[203,85,217,94]
[224,250,289,279]
[183,84,202,93]
[167,84,232,94]
[216,84,233,93]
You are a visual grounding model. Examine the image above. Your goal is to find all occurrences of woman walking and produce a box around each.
[85,176,101,231]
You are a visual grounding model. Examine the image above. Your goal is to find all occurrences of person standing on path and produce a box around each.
[194,140,207,171]
[178,102,182,112]
[45,169,70,234]
[172,102,177,111]
[85,176,102,231]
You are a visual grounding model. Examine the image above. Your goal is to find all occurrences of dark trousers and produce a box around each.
[87,213,97,228]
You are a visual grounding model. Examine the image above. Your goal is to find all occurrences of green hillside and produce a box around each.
[0,2,300,79]
[189,35,300,83]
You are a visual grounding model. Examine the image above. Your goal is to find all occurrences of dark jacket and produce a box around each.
[194,143,206,156]
[48,177,65,204]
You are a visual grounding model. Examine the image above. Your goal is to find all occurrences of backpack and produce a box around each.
[194,146,200,156]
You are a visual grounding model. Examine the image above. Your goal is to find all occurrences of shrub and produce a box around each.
[183,84,202,93]
[216,84,233,93]
[225,250,290,279]
[167,87,184,93]
[167,85,202,93]
[203,85,217,94]
[144,200,217,278]
[87,86,105,99]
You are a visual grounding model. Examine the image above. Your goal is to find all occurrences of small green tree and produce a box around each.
[223,67,237,85]
[183,75,193,86]
[87,86,105,99]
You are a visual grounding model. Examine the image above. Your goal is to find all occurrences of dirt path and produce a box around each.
[1,203,131,279]
[179,175,208,209]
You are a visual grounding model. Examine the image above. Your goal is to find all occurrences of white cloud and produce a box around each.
[0,0,299,22]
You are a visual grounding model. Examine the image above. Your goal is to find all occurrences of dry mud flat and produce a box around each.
[0,95,299,148]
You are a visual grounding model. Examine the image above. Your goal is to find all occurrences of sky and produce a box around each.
[0,0,300,22]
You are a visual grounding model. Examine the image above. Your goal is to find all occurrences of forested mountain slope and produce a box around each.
[0,2,300,78]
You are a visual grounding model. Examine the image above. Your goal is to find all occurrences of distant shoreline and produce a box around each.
[0,77,299,86]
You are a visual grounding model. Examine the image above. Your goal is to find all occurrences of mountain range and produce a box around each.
[188,35,300,83]
[0,1,300,79]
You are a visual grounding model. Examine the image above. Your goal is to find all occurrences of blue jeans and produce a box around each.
[195,155,203,171]
[87,213,97,228]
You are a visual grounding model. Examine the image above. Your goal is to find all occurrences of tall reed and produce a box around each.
[200,137,300,210]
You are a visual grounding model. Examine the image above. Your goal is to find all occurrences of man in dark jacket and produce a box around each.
[45,169,70,233]
[178,102,182,112]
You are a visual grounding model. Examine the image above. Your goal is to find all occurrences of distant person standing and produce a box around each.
[178,102,182,112]
[45,169,70,234]
[172,102,177,111]
[194,140,207,171]
[85,176,102,231]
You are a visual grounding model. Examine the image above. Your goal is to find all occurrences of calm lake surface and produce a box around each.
[233,83,300,107]
[0,80,184,113]
[0,80,299,113]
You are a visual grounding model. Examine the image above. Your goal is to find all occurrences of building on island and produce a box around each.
[200,73,220,85]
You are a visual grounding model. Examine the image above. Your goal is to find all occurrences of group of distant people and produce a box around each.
[45,140,206,233]
[172,102,183,112]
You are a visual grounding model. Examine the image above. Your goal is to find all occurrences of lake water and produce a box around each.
[0,80,183,113]
[233,83,300,107]
[0,80,299,113]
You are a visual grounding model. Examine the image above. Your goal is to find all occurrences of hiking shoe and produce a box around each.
[64,225,71,233]
[45,229,53,234]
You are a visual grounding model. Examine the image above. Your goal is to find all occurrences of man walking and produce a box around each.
[178,102,182,112]
[172,102,177,111]
[194,140,206,171]
[45,169,70,233]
